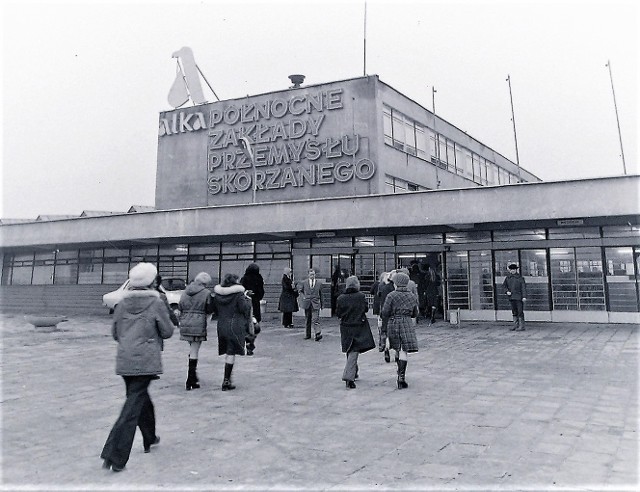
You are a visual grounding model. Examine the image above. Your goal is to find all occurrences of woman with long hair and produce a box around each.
[212,273,253,391]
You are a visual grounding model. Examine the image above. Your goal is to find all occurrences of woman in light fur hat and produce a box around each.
[381,271,419,389]
[212,273,253,391]
[101,262,175,472]
[179,272,214,391]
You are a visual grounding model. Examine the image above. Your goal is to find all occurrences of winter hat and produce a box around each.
[345,275,360,290]
[129,262,158,288]
[393,272,410,287]
[194,272,212,285]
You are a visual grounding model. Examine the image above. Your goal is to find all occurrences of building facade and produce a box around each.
[1,77,638,323]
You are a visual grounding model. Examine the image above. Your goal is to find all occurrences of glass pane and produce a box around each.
[520,249,550,310]
[392,114,405,147]
[10,266,32,285]
[54,264,78,284]
[446,251,469,309]
[310,255,331,282]
[354,235,395,247]
[374,252,396,277]
[159,244,188,255]
[576,247,605,311]
[256,240,291,253]
[397,233,442,246]
[103,263,129,284]
[605,247,639,312]
[188,260,219,285]
[469,250,494,309]
[32,265,54,285]
[311,237,352,248]
[189,243,220,255]
[256,259,291,285]
[405,120,416,154]
[494,229,546,241]
[130,245,158,262]
[446,231,491,243]
[104,247,130,258]
[548,227,600,240]
[78,263,103,284]
[56,249,78,260]
[602,225,640,238]
[550,248,577,310]
[353,253,376,290]
[221,241,253,254]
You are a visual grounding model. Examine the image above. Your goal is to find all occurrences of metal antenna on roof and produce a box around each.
[605,60,627,175]
[363,1,367,76]
[506,75,522,181]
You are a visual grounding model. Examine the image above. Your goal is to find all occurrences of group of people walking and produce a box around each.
[101,262,263,472]
[101,261,526,472]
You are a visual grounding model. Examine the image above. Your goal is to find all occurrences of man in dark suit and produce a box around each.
[299,268,323,341]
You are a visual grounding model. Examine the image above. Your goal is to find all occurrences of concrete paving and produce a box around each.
[1,312,638,491]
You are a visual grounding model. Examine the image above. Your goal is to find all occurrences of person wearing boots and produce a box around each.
[381,272,419,389]
[278,267,298,328]
[101,262,174,472]
[336,276,376,389]
[298,268,323,341]
[241,263,265,355]
[179,272,213,390]
[212,273,253,391]
[503,263,527,331]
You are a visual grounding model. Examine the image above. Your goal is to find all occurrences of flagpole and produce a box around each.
[363,1,367,76]
[606,60,627,175]
[506,74,522,181]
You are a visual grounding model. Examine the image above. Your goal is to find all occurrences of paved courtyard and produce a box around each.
[1,312,638,491]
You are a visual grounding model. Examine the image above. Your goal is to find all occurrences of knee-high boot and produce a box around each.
[397,360,408,389]
[516,316,526,331]
[186,359,200,390]
[510,316,518,331]
[222,363,236,391]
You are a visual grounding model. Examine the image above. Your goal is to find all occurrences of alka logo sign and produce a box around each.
[159,52,375,196]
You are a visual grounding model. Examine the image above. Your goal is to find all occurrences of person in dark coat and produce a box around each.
[336,276,376,389]
[241,263,265,355]
[381,272,419,389]
[213,273,253,391]
[179,272,213,390]
[241,263,264,323]
[377,271,396,362]
[278,267,298,328]
[101,263,174,472]
[503,263,527,331]
[424,265,440,324]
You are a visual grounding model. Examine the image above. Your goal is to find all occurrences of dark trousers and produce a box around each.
[282,311,293,327]
[509,299,524,318]
[101,375,156,467]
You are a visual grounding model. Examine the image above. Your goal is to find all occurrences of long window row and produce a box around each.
[2,227,638,314]
[383,104,522,186]
[446,246,640,313]
[1,241,292,287]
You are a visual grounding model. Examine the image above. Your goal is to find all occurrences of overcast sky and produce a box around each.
[2,0,638,219]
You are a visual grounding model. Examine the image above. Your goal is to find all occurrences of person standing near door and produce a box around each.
[503,263,527,331]
[278,267,298,328]
[299,268,323,341]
